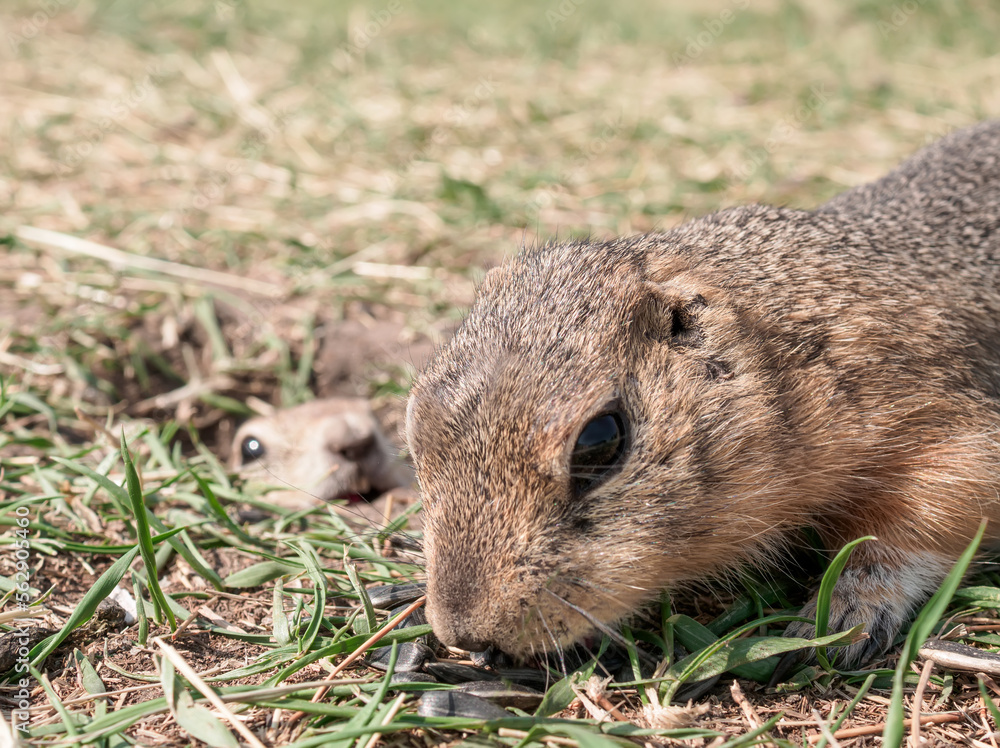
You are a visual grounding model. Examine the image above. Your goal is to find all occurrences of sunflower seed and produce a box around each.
[417,690,510,719]
[365,582,426,609]
[422,660,499,684]
[365,642,436,672]
[454,680,543,709]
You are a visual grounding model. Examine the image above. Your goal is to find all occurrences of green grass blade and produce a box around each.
[225,560,301,587]
[120,431,176,629]
[75,649,107,700]
[663,617,862,703]
[344,561,377,636]
[273,578,291,646]
[34,668,80,738]
[713,712,785,747]
[813,672,876,748]
[174,529,225,589]
[883,521,987,747]
[671,614,775,682]
[163,656,241,748]
[979,677,1000,727]
[813,535,875,670]
[535,661,600,718]
[190,470,260,548]
[535,723,633,748]
[30,546,141,668]
[341,642,398,748]
[134,576,150,646]
[51,456,130,517]
[289,542,327,653]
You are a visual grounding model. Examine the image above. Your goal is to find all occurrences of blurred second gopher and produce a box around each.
[231,398,412,510]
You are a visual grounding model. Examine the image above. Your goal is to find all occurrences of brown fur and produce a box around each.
[231,398,412,510]
[406,121,1000,665]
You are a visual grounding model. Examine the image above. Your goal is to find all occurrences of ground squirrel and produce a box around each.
[406,120,1000,665]
[230,398,412,510]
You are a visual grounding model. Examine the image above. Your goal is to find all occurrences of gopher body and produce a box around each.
[406,121,1000,665]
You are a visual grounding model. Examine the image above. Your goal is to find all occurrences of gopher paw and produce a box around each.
[782,550,954,668]
[783,597,905,667]
[783,559,949,667]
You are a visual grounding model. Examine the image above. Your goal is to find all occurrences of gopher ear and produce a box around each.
[632,281,709,346]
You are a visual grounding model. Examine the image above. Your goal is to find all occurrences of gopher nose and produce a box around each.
[339,433,376,462]
[451,632,489,653]
[429,611,489,652]
[426,591,491,653]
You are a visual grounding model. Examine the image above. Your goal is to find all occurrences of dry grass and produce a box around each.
[4,0,1000,745]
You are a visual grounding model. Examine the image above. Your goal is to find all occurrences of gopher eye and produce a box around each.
[240,436,266,462]
[570,411,628,491]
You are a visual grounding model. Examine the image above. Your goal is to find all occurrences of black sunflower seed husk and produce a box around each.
[365,642,436,672]
[453,680,544,709]
[364,582,426,610]
[469,647,514,668]
[387,601,429,640]
[422,660,499,684]
[493,667,552,691]
[388,671,439,687]
[417,690,510,720]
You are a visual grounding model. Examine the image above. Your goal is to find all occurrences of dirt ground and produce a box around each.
[5,0,1000,746]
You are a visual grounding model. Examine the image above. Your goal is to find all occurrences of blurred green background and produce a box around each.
[4,0,998,276]
[2,0,998,412]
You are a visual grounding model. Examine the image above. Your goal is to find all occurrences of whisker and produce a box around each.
[563,575,649,601]
[541,588,658,667]
[536,605,567,677]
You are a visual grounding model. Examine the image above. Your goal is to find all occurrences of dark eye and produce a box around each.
[570,412,629,491]
[240,436,266,462]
